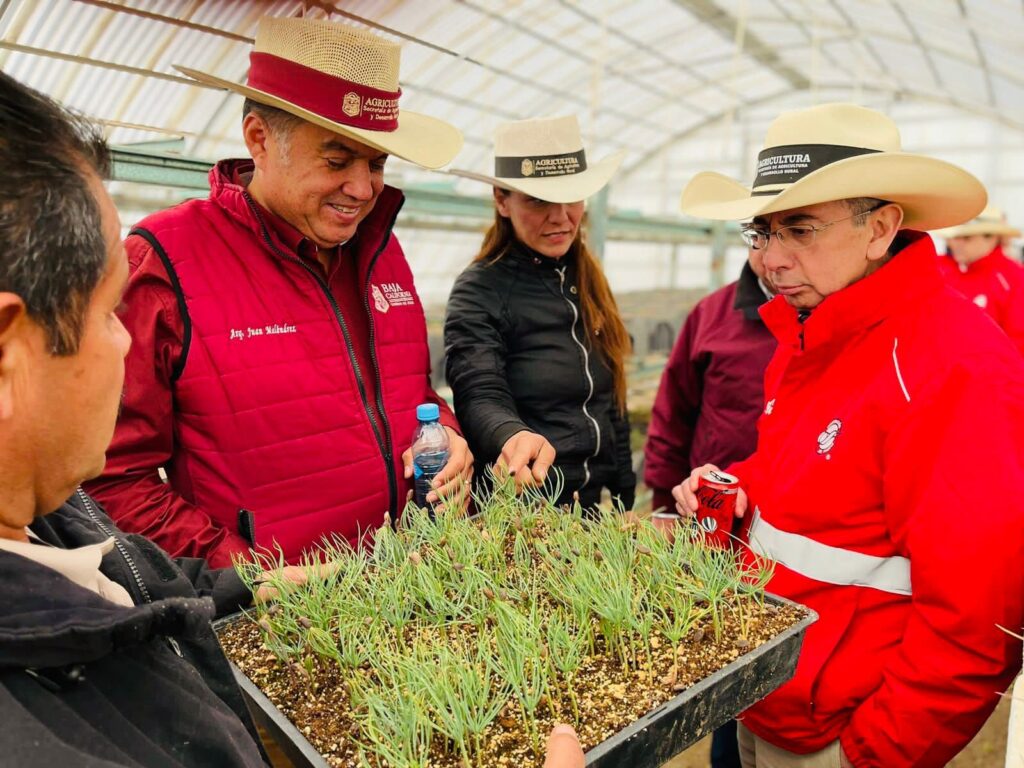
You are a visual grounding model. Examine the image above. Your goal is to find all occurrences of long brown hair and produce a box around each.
[474,196,632,413]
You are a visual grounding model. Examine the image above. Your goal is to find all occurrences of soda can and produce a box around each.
[694,469,739,547]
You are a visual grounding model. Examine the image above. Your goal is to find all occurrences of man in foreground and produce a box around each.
[674,103,1024,767]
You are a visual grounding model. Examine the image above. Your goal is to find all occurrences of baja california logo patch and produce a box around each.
[816,419,842,456]
[381,282,415,307]
[371,284,390,313]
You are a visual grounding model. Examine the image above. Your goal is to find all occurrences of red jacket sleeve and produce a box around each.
[842,358,1024,766]
[83,234,251,569]
[644,304,704,512]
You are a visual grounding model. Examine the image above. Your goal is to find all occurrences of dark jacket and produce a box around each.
[0,490,265,767]
[445,242,635,509]
[644,262,776,513]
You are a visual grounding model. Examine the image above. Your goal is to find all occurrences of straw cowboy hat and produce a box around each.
[451,115,625,203]
[934,206,1021,239]
[176,17,462,169]
[680,103,986,231]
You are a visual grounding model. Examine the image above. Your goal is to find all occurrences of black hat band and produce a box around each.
[494,149,587,179]
[751,143,881,195]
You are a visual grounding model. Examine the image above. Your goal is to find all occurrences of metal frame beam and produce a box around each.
[108,147,718,244]
[671,0,810,91]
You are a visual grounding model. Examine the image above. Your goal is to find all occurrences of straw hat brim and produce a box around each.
[449,150,625,204]
[176,66,463,170]
[680,152,987,231]
[933,222,1022,238]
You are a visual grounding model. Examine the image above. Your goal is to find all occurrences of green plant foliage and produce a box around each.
[238,470,774,768]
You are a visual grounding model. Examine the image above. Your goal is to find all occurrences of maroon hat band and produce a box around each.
[247,52,401,132]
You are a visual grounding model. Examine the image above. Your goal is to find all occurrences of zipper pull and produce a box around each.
[25,668,61,692]
[167,637,184,657]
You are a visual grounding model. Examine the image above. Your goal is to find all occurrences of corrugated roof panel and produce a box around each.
[0,0,1020,235]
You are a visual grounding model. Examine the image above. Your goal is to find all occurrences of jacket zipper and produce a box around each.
[75,488,151,604]
[555,266,600,488]
[361,204,404,519]
[244,193,398,518]
[75,488,183,657]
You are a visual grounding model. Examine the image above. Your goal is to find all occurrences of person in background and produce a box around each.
[0,69,583,768]
[935,205,1024,354]
[444,115,635,511]
[674,103,1024,767]
[644,247,776,518]
[86,17,472,568]
[642,246,776,768]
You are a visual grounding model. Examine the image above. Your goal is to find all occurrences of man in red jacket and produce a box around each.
[85,17,473,568]
[674,103,1024,767]
[935,205,1024,354]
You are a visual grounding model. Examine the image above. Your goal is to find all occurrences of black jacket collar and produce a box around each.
[505,239,576,273]
[734,261,772,322]
[0,500,216,669]
[0,547,214,669]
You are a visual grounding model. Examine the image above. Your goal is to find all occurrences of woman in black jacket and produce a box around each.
[445,115,635,511]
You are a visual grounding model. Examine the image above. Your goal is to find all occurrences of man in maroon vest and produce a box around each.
[86,17,473,568]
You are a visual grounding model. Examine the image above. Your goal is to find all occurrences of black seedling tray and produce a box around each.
[216,593,816,768]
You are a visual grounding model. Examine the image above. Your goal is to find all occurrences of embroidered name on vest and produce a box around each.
[230,323,298,341]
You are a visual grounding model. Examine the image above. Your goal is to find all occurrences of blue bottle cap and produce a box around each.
[416,403,441,422]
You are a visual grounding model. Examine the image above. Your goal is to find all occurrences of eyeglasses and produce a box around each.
[740,203,888,251]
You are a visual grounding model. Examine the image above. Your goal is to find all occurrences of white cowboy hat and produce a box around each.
[933,206,1021,238]
[680,103,986,231]
[450,115,624,203]
[176,17,462,170]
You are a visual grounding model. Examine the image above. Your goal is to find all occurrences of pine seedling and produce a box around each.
[687,544,744,641]
[546,610,587,723]
[492,601,549,755]
[350,673,433,768]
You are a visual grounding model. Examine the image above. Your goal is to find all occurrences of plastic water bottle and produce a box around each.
[412,403,450,513]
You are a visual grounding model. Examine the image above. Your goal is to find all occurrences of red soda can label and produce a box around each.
[695,470,739,546]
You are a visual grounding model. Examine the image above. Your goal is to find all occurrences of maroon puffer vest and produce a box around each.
[133,168,429,562]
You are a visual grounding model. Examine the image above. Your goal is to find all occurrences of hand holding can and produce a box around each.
[671,463,749,530]
[694,469,739,547]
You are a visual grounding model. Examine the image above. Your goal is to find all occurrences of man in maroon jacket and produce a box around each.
[643,249,776,768]
[85,17,473,567]
[645,250,776,516]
